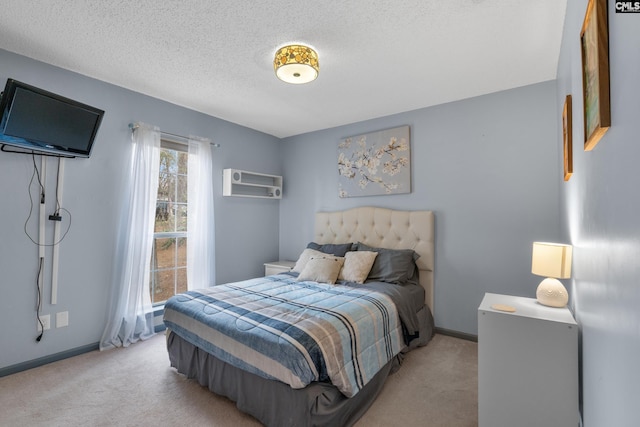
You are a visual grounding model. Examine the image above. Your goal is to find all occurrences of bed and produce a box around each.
[163,207,435,426]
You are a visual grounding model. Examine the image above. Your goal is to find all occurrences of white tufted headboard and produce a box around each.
[314,207,435,314]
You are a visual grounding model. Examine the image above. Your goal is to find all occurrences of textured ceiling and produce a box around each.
[0,0,567,138]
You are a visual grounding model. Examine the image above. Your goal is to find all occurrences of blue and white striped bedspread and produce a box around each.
[163,274,404,397]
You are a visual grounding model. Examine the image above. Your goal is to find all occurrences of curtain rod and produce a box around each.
[128,123,220,148]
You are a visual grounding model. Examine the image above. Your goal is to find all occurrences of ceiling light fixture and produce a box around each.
[274,44,319,84]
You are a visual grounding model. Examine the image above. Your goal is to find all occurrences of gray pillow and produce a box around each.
[355,242,420,284]
[306,242,354,257]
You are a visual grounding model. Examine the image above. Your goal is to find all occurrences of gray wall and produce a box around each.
[0,49,282,370]
[279,80,562,335]
[557,2,640,426]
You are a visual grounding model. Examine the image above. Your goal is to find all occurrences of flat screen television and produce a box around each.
[0,78,104,158]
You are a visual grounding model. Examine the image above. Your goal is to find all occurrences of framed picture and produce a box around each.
[563,95,573,182]
[337,125,411,198]
[580,0,610,151]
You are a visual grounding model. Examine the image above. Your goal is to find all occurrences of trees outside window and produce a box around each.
[150,145,188,304]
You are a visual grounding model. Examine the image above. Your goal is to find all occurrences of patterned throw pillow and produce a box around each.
[292,248,327,273]
[296,256,345,284]
[338,251,378,284]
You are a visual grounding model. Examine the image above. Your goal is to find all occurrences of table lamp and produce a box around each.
[531,242,573,307]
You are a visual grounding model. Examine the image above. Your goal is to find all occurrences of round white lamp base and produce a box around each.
[536,278,568,308]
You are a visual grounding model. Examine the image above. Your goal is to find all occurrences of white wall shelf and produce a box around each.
[223,168,282,199]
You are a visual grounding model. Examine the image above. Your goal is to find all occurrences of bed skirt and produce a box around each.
[166,330,399,427]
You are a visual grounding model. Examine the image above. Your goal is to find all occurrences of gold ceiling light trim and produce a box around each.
[274,44,319,84]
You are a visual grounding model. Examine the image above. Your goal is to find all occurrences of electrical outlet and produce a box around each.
[56,311,69,328]
[38,314,51,332]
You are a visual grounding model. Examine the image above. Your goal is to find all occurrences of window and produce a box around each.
[102,124,213,349]
[150,141,188,304]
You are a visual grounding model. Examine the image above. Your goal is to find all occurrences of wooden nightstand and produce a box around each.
[478,293,579,427]
[264,261,296,276]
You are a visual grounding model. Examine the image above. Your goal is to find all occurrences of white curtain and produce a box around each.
[187,137,215,289]
[100,123,160,350]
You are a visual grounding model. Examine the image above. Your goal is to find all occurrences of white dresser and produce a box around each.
[478,293,579,427]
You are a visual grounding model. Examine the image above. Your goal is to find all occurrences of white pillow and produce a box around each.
[339,251,378,284]
[297,256,345,284]
[292,248,327,273]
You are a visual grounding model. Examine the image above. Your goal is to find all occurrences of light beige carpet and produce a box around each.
[0,333,477,427]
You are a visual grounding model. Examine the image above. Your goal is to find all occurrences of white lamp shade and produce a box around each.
[531,242,572,279]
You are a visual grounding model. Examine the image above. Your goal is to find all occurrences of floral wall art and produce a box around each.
[337,125,411,198]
